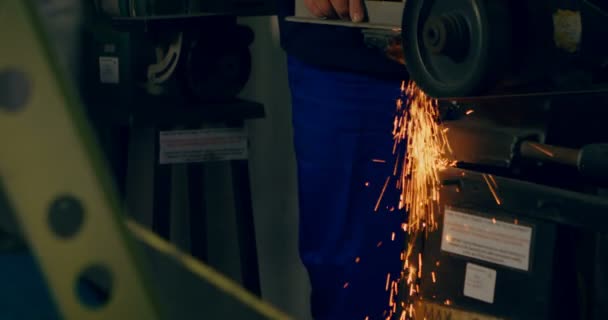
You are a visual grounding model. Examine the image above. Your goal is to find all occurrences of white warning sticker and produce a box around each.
[159,128,248,164]
[464,263,497,304]
[99,56,120,84]
[441,208,533,271]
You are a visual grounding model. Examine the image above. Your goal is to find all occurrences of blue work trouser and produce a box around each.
[287,57,406,320]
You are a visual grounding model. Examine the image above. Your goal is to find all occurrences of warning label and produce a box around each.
[464,263,497,304]
[441,208,533,271]
[99,56,119,84]
[159,128,248,164]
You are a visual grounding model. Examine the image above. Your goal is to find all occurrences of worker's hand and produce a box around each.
[304,0,365,22]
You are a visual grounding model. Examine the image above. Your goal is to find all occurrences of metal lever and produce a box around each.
[520,142,608,181]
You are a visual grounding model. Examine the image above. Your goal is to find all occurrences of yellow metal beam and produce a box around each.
[0,1,161,319]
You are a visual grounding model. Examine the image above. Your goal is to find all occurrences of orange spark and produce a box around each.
[514,219,519,225]
[365,317,369,320]
[436,260,440,267]
[393,153,400,176]
[445,299,452,306]
[466,109,475,115]
[364,181,370,187]
[377,241,383,247]
[388,81,452,317]
[355,257,361,263]
[373,159,387,163]
[432,271,437,283]
[386,273,391,291]
[374,176,391,212]
[482,174,502,205]
[530,143,555,157]
[343,282,349,289]
[492,217,497,224]
[488,174,499,189]
[391,232,396,241]
[393,82,451,233]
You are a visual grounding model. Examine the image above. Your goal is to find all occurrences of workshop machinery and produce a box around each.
[290,1,608,319]
[0,1,290,319]
[85,0,279,106]
[289,0,608,98]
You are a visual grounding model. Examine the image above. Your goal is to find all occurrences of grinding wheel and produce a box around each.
[402,0,512,98]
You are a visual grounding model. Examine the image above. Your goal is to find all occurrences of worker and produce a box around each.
[278,1,409,319]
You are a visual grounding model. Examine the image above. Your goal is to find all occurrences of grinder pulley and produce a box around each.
[401,0,511,98]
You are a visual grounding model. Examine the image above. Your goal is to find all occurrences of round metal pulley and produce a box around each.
[178,26,254,103]
[402,0,512,98]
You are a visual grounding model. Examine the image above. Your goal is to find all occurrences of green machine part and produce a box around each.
[0,1,291,319]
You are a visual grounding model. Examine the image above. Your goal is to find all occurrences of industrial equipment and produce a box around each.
[87,0,271,104]
[289,1,608,319]
[288,0,608,98]
[0,1,289,319]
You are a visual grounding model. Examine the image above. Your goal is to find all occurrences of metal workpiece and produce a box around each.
[287,0,404,30]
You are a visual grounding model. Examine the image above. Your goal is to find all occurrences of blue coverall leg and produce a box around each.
[287,57,406,320]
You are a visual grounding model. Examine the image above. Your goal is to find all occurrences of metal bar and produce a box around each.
[152,128,172,239]
[187,163,208,261]
[231,158,262,296]
[288,0,404,30]
[127,219,292,319]
[0,1,162,319]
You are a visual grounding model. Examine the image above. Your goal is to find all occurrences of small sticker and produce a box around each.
[99,56,119,84]
[464,263,497,304]
[159,128,248,164]
[553,9,582,53]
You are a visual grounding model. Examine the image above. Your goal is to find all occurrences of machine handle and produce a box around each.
[519,141,580,167]
[520,141,608,181]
